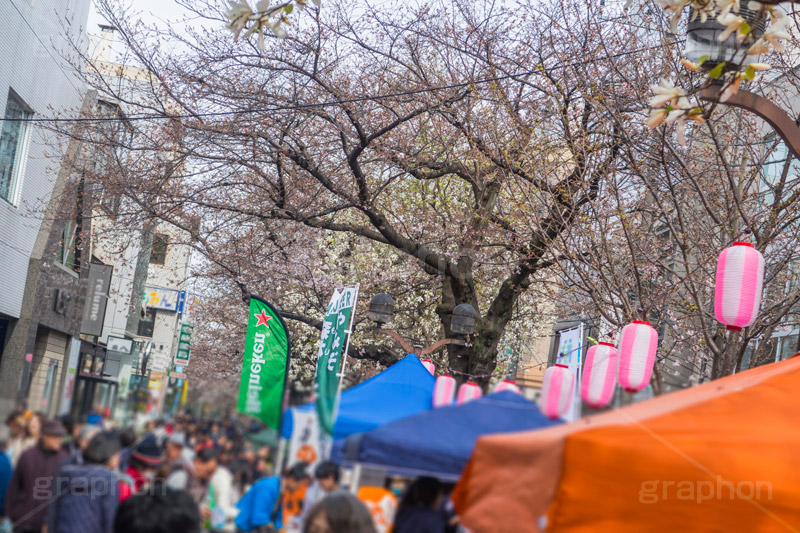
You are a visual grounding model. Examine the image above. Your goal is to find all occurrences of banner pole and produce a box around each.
[332,284,360,436]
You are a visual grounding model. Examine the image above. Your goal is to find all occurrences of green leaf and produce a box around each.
[697,54,709,67]
[708,62,726,79]
[739,22,751,36]
[745,66,756,81]
[284,3,294,13]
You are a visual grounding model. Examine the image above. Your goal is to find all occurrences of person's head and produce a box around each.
[40,419,66,452]
[193,446,219,481]
[399,476,443,512]
[119,427,137,449]
[79,424,102,451]
[26,412,44,439]
[303,491,377,533]
[84,432,121,469]
[241,448,256,464]
[5,412,24,438]
[314,461,341,492]
[60,414,77,439]
[114,484,200,533]
[131,438,164,478]
[145,420,157,432]
[166,433,186,462]
[283,462,310,492]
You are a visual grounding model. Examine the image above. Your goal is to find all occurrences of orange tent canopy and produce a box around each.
[452,356,800,532]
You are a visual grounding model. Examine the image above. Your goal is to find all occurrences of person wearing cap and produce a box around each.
[125,439,163,492]
[158,432,188,479]
[46,431,122,533]
[5,419,69,533]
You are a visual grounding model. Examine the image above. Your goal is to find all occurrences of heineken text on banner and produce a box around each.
[237,297,290,430]
[315,287,358,435]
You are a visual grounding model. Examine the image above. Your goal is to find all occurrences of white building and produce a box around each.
[0,0,92,417]
[84,29,194,420]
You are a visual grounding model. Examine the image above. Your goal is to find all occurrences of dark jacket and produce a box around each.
[5,443,68,532]
[394,506,447,533]
[46,463,119,533]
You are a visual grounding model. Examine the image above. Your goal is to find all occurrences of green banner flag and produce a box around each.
[315,286,359,435]
[238,296,291,430]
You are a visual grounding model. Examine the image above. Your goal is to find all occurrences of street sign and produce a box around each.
[168,371,186,380]
[175,323,192,364]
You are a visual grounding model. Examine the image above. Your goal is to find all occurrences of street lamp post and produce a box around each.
[685,8,800,158]
[367,293,476,357]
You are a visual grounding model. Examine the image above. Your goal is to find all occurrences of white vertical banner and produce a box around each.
[288,409,324,472]
[556,325,583,422]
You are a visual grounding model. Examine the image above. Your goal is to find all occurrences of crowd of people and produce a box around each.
[0,411,464,533]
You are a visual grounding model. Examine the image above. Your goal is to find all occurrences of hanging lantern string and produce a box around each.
[420,328,625,381]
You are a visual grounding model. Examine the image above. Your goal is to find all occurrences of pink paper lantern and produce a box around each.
[618,320,658,393]
[494,379,521,395]
[433,375,456,407]
[420,359,435,375]
[581,342,617,408]
[457,381,483,404]
[715,242,765,332]
[539,364,574,420]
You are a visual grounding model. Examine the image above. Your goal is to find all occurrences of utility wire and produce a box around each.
[0,39,683,125]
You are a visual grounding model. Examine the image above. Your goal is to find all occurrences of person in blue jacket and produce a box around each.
[0,426,12,533]
[235,463,309,531]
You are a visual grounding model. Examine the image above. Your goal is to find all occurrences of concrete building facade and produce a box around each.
[0,0,92,418]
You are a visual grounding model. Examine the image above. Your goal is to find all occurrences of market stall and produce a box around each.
[333,390,560,480]
[453,355,800,532]
[281,353,435,441]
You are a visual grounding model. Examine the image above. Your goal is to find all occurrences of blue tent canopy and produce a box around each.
[281,354,435,441]
[332,390,562,479]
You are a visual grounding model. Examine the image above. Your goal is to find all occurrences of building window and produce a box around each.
[150,233,168,265]
[56,217,81,273]
[0,91,32,205]
[138,308,156,337]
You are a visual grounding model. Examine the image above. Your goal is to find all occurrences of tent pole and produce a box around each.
[273,437,287,476]
[575,322,584,421]
[350,463,363,494]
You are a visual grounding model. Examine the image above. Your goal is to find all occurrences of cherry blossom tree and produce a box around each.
[552,0,800,393]
[61,0,661,387]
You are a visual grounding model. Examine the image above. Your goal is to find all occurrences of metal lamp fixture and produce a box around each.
[685,7,766,69]
[685,7,800,159]
[369,295,475,356]
[368,292,395,326]
[450,303,477,336]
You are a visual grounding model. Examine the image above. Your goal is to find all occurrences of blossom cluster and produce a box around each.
[225,0,321,49]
